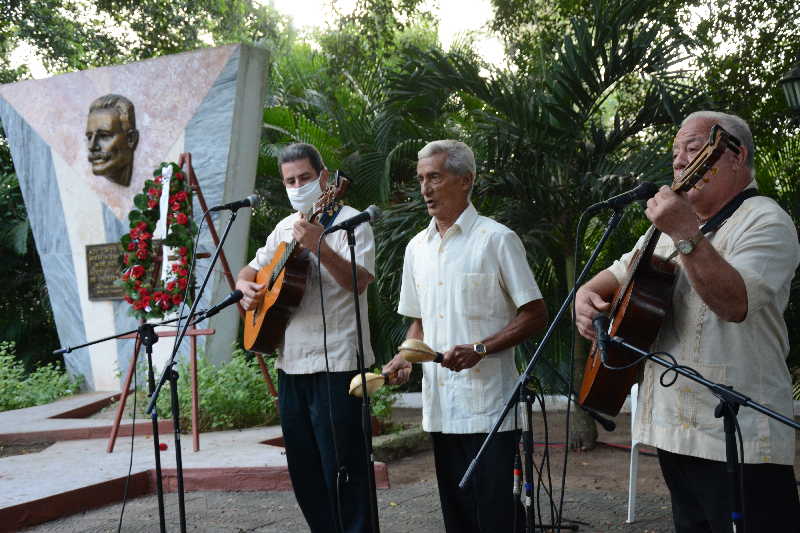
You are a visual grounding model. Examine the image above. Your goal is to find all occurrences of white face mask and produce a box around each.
[286,175,323,213]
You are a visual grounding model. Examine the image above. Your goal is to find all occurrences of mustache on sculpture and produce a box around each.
[88,151,114,161]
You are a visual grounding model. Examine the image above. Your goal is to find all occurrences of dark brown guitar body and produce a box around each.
[577,124,740,417]
[578,234,676,416]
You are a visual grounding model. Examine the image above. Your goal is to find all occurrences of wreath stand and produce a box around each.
[106,152,277,453]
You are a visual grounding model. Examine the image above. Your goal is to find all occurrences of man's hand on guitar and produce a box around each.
[382,354,412,385]
[645,186,701,241]
[293,213,325,251]
[236,279,265,311]
[575,287,611,341]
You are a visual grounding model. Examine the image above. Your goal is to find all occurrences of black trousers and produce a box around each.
[658,448,800,533]
[431,430,521,533]
[278,370,373,533]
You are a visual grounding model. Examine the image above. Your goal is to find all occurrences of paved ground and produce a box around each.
[16,406,677,532]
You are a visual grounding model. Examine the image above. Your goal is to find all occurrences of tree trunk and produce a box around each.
[564,252,598,450]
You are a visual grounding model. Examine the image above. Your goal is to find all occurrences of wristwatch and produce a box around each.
[473,343,488,358]
[675,231,704,255]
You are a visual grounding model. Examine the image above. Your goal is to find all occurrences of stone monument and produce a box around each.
[0,44,267,390]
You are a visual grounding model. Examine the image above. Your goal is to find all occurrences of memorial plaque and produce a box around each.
[86,243,125,300]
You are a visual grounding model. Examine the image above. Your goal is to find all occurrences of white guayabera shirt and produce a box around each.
[398,203,543,434]
[248,205,375,374]
[607,189,799,465]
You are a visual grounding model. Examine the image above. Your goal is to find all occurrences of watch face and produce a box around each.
[474,343,487,354]
[677,240,693,255]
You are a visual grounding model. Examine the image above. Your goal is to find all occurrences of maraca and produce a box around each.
[398,338,444,363]
[348,372,387,398]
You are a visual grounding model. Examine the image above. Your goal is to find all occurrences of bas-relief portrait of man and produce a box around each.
[85,94,139,187]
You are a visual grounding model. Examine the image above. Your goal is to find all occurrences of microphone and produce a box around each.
[593,314,611,366]
[588,182,658,212]
[580,404,617,432]
[201,290,243,319]
[208,194,259,213]
[323,205,382,234]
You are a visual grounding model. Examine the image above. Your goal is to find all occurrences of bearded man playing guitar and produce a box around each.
[236,143,376,533]
[575,111,800,533]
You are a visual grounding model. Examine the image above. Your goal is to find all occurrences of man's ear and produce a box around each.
[462,172,475,192]
[127,129,139,150]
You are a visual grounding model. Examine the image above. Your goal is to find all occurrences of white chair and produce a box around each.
[626,383,641,523]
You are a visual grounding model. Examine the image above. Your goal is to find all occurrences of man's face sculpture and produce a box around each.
[86,107,137,187]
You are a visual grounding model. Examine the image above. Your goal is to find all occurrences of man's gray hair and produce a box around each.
[89,94,137,132]
[682,111,754,172]
[418,140,476,177]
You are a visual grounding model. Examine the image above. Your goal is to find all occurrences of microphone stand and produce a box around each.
[145,207,242,533]
[458,208,625,531]
[53,313,193,533]
[345,226,381,533]
[608,337,800,533]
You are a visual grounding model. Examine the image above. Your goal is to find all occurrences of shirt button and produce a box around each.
[439,314,444,319]
[438,281,443,286]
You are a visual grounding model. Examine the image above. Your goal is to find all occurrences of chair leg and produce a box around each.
[626,440,641,523]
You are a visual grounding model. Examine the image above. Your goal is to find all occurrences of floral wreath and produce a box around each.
[118,162,197,320]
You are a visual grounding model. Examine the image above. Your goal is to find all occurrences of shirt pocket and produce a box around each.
[468,357,502,415]
[455,272,498,319]
[664,361,727,430]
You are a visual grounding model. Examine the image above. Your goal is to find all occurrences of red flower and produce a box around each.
[136,249,148,260]
[127,242,135,251]
[137,221,148,231]
[140,232,151,241]
[148,188,159,197]
[130,228,139,239]
[172,294,183,305]
[181,256,188,265]
[160,300,172,310]
[131,265,145,279]
[174,172,183,180]
[155,176,162,183]
[171,202,180,212]
[166,281,176,291]
[124,295,133,304]
[171,264,181,273]
[179,246,188,256]
[121,272,130,281]
[133,300,144,310]
[178,268,188,277]
[178,277,188,289]
[147,200,158,208]
[175,191,188,202]
[176,213,188,225]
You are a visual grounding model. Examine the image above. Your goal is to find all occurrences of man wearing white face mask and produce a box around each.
[236,143,376,533]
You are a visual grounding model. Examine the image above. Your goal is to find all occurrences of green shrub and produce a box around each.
[368,368,398,423]
[155,348,278,432]
[0,341,83,411]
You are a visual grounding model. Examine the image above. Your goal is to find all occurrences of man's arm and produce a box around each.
[382,318,421,384]
[441,298,548,372]
[575,270,619,341]
[293,215,374,294]
[647,186,747,322]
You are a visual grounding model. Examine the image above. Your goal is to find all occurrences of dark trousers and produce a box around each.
[431,430,521,533]
[278,370,373,533]
[658,448,800,533]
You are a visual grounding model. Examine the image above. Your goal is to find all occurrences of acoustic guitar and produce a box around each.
[577,125,741,416]
[243,174,349,353]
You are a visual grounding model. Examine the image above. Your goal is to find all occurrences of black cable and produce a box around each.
[117,348,138,532]
[316,231,346,533]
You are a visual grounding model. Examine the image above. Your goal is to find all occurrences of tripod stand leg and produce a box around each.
[191,334,200,452]
[107,334,142,453]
